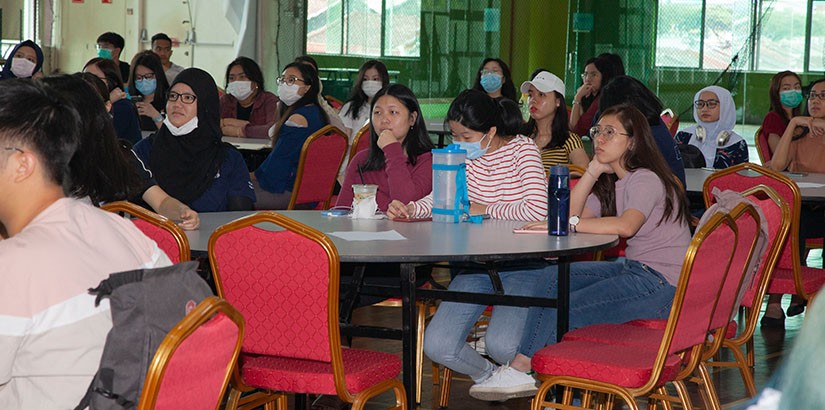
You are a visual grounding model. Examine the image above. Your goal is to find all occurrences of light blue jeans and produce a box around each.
[423,268,553,382]
[518,258,677,357]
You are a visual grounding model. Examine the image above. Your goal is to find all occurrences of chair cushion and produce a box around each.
[767,266,825,295]
[562,323,663,348]
[532,340,682,388]
[240,348,401,395]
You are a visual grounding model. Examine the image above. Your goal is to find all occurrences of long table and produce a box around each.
[187,211,618,405]
[685,168,825,203]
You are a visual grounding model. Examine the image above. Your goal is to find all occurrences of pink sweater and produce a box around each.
[336,142,433,211]
[411,135,548,221]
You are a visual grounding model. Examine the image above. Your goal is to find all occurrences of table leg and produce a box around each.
[556,257,570,342]
[400,263,417,406]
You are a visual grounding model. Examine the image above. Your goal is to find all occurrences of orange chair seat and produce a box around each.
[768,265,825,295]
[241,348,401,395]
[531,340,682,388]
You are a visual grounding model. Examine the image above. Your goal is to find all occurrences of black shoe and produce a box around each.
[787,302,807,317]
[760,314,785,328]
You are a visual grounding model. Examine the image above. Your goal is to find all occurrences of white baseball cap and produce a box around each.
[520,71,565,95]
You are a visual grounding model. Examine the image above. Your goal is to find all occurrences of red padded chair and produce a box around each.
[754,127,771,165]
[208,212,407,410]
[348,123,372,166]
[325,95,344,111]
[138,296,244,410]
[287,125,348,210]
[530,205,755,410]
[704,163,825,307]
[102,201,190,263]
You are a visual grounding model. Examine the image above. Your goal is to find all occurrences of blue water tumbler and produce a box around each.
[548,165,570,236]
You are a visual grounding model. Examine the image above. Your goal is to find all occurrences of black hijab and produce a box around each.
[149,67,229,204]
[1,40,44,80]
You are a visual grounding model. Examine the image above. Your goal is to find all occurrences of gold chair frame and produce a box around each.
[101,200,190,262]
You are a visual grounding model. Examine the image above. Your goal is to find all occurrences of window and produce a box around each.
[655,0,821,73]
[306,0,421,58]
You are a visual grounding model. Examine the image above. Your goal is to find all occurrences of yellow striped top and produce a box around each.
[537,132,584,174]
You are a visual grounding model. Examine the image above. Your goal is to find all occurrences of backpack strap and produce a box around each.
[88,268,147,306]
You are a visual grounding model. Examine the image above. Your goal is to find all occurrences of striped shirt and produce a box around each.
[0,198,171,409]
[412,135,548,221]
[538,132,584,175]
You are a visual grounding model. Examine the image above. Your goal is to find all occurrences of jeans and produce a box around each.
[518,258,677,357]
[423,268,553,382]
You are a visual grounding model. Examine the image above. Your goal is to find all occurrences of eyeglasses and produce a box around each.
[479,70,502,76]
[134,73,155,81]
[167,91,197,104]
[3,147,23,154]
[581,72,599,81]
[590,125,630,141]
[276,76,306,86]
[808,91,825,101]
[694,99,719,109]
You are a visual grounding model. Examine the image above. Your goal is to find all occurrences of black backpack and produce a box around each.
[75,261,213,409]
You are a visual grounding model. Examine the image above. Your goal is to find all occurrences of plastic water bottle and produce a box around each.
[548,165,570,236]
[431,144,467,223]
[519,92,530,121]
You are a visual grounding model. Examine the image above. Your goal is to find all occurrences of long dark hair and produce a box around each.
[600,75,664,127]
[84,57,125,92]
[591,104,690,227]
[344,59,389,121]
[361,84,433,171]
[769,71,802,124]
[581,55,622,110]
[271,62,329,142]
[446,89,517,142]
[224,56,265,90]
[40,73,142,204]
[128,51,170,112]
[524,69,571,149]
[472,58,517,102]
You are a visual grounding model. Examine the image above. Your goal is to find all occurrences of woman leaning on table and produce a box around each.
[386,89,548,402]
[762,71,803,155]
[220,57,279,139]
[763,78,825,326]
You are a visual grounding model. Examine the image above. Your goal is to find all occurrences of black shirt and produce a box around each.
[236,102,253,121]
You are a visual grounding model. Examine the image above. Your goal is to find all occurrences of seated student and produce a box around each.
[253,62,329,209]
[128,51,171,132]
[0,40,43,80]
[96,31,130,83]
[43,73,199,230]
[293,55,348,132]
[386,90,547,400]
[83,57,142,145]
[471,58,518,102]
[337,59,390,177]
[521,70,589,173]
[134,68,255,212]
[762,71,803,155]
[220,57,279,139]
[465,104,691,401]
[675,85,749,169]
[569,55,622,137]
[336,84,433,212]
[0,79,172,409]
[763,78,825,326]
[151,33,185,84]
[599,75,686,187]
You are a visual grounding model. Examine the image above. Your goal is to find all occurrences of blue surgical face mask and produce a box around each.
[135,78,157,96]
[457,133,492,160]
[780,89,803,108]
[480,73,503,94]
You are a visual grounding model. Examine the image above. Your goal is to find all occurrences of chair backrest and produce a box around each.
[102,201,190,263]
[325,95,344,110]
[754,126,771,164]
[138,296,244,410]
[702,163,801,273]
[348,123,372,166]
[288,125,349,209]
[208,212,340,363]
[661,108,679,137]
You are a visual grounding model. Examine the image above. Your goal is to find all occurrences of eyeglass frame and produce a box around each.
[581,71,600,81]
[590,125,630,141]
[276,75,307,87]
[167,91,197,104]
[808,91,825,101]
[134,72,156,81]
[694,99,720,109]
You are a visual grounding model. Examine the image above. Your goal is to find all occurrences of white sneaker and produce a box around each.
[469,365,538,401]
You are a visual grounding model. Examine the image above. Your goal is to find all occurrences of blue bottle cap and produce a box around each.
[549,165,569,176]
[432,144,467,154]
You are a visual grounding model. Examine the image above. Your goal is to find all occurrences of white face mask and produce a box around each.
[278,83,303,106]
[362,80,383,98]
[226,80,254,101]
[10,58,36,78]
[164,116,199,136]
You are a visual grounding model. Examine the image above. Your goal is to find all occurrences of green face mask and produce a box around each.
[780,89,803,108]
[97,48,113,59]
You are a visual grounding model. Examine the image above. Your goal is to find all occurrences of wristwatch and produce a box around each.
[569,215,580,233]
[153,114,165,123]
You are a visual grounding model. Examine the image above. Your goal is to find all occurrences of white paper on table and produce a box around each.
[326,230,407,241]
[796,182,825,189]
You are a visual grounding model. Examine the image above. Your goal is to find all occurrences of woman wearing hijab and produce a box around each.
[1,40,44,80]
[674,85,749,169]
[133,68,255,212]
